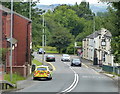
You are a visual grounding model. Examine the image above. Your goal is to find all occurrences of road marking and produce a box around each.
[82,63,89,68]
[34,58,56,71]
[60,63,79,93]
[82,63,99,74]
[45,61,56,71]
[92,69,99,74]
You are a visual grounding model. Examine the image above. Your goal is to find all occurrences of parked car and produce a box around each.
[33,65,52,80]
[46,55,55,62]
[71,58,82,67]
[61,54,70,61]
[37,48,45,54]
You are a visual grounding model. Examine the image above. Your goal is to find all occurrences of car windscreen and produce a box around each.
[39,48,43,51]
[37,67,47,71]
[63,54,69,57]
[73,59,80,62]
[47,55,54,57]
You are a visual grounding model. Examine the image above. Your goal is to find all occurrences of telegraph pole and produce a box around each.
[93,13,95,32]
[10,0,13,81]
[42,15,45,64]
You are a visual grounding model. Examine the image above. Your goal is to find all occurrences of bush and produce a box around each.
[33,45,57,52]
[66,44,74,54]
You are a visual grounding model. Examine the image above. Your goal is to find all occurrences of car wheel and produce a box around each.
[80,64,81,67]
[71,63,73,66]
[33,77,36,80]
[48,77,52,80]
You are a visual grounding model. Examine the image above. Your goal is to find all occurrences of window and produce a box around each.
[102,52,105,62]
[101,39,106,46]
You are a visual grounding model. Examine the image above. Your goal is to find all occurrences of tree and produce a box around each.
[70,2,92,19]
[111,36,120,63]
[99,1,120,63]
[49,27,74,53]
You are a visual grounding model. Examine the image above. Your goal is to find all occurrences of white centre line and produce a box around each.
[60,62,79,93]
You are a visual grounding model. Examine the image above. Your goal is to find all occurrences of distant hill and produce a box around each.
[90,4,108,14]
[36,3,108,13]
[36,4,60,11]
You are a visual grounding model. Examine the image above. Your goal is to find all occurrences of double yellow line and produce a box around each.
[35,57,56,71]
[45,61,56,71]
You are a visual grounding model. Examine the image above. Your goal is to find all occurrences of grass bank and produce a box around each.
[33,46,59,54]
[4,73,25,85]
[46,51,59,54]
[32,59,42,66]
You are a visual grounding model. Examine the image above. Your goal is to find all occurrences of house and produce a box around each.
[82,28,114,66]
[0,5,32,77]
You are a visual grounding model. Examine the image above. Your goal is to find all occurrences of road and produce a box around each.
[15,53,118,93]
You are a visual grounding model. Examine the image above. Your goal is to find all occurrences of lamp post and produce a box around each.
[10,0,13,81]
[29,0,31,19]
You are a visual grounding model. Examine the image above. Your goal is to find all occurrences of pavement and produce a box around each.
[81,58,120,92]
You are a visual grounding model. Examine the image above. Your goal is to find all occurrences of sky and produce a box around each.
[38,0,104,5]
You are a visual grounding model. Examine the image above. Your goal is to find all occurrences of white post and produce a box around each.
[10,0,13,81]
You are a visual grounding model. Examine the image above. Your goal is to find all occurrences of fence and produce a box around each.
[102,65,120,75]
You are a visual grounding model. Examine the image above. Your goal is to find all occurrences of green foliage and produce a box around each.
[77,42,82,47]
[70,2,92,19]
[46,51,59,54]
[76,31,92,42]
[4,73,25,84]
[0,48,8,64]
[66,44,74,54]
[99,1,120,63]
[97,12,109,17]
[49,29,74,53]
[32,59,42,66]
[111,36,120,63]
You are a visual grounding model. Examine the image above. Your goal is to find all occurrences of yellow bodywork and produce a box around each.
[33,66,52,78]
[34,70,49,77]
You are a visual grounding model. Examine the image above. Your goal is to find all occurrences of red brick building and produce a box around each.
[0,5,32,77]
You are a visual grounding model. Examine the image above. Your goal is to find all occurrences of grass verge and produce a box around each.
[4,73,25,84]
[105,71,120,77]
[32,59,43,66]
[46,51,59,54]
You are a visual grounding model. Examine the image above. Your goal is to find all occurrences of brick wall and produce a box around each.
[6,65,27,77]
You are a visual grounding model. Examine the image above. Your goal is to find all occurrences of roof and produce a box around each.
[86,28,112,39]
[104,31,112,38]
[0,4,31,22]
[86,31,99,39]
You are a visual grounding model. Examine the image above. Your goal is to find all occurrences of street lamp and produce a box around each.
[10,0,13,81]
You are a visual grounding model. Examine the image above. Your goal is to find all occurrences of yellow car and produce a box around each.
[33,65,52,80]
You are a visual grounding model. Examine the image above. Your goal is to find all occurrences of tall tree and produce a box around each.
[49,27,74,53]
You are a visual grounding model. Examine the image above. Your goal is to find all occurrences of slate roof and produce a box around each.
[0,4,31,21]
[86,28,112,39]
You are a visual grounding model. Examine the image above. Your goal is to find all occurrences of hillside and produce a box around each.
[36,3,108,13]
